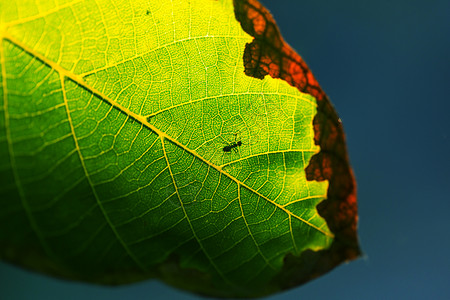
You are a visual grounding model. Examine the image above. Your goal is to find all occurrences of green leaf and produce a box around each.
[0,0,359,297]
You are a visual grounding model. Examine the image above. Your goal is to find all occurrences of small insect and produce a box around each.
[222,140,242,153]
[222,132,243,153]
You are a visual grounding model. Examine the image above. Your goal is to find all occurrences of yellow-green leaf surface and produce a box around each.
[0,0,351,297]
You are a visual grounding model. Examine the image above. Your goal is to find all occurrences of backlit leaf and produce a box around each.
[0,0,359,297]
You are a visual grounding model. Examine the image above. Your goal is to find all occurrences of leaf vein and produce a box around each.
[60,73,146,271]
[237,184,276,271]
[3,31,332,242]
[0,37,54,258]
[160,135,234,286]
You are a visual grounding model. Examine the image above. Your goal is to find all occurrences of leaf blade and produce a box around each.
[0,0,358,297]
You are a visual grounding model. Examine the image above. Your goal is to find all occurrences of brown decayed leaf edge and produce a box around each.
[233,0,360,290]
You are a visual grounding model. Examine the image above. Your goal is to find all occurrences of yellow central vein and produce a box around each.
[0,37,54,256]
[3,31,333,238]
[160,136,233,286]
[59,73,145,271]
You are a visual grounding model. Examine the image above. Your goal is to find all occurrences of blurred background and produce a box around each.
[1,0,449,299]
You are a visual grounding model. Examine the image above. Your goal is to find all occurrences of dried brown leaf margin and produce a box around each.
[233,0,361,290]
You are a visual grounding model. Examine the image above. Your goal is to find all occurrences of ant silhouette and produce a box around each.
[222,133,243,153]
[223,141,242,152]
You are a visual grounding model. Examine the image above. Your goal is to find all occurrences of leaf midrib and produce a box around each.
[1,30,333,238]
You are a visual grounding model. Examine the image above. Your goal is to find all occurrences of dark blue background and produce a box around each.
[2,0,450,299]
